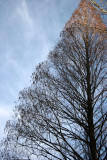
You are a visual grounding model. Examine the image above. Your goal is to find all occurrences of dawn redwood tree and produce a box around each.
[1,0,107,159]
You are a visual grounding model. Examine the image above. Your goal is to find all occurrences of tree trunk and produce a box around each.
[85,35,98,160]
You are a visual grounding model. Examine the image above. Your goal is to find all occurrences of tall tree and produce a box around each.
[1,0,107,159]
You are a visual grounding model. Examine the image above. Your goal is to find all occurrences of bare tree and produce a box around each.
[1,0,107,160]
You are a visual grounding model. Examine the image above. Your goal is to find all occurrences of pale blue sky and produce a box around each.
[0,0,80,140]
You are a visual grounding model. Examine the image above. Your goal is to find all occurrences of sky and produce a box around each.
[0,0,80,141]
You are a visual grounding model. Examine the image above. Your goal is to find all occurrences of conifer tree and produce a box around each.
[1,0,107,159]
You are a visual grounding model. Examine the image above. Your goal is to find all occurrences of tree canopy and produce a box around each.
[1,0,107,160]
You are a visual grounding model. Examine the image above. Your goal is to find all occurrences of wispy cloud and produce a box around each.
[0,104,13,139]
[0,103,13,117]
[15,0,35,39]
[0,107,12,117]
[17,0,33,27]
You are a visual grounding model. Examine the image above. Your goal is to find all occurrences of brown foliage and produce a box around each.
[66,0,106,33]
[89,0,107,14]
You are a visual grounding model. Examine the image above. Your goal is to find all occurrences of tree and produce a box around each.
[1,0,107,159]
[89,0,107,14]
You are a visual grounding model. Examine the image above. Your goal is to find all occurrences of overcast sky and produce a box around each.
[0,0,80,140]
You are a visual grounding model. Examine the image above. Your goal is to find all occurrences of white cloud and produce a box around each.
[0,105,13,117]
[0,108,10,117]
[17,0,33,27]
[15,0,35,39]
[0,104,13,140]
